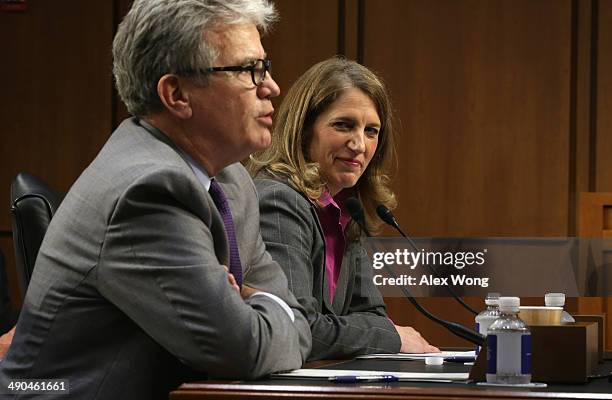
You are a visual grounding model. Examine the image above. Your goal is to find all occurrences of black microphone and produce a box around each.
[346,197,484,346]
[346,197,370,236]
[376,205,479,316]
[376,205,403,233]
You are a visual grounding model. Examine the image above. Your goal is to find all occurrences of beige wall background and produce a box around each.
[1,0,610,348]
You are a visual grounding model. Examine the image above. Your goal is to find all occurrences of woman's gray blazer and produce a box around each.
[255,177,401,360]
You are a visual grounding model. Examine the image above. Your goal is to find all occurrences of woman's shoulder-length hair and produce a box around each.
[249,56,398,239]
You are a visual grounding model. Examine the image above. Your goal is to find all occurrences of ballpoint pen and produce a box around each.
[329,375,399,383]
[443,356,476,363]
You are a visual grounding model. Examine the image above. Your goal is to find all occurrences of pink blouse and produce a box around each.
[314,190,351,301]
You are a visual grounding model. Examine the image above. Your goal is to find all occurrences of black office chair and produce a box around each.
[10,172,62,300]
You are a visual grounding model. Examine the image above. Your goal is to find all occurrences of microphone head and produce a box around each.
[376,204,397,227]
[346,197,370,237]
[345,197,365,224]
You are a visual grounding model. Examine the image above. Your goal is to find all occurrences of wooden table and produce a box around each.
[170,358,612,400]
[170,381,612,400]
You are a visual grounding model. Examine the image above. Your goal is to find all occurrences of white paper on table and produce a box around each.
[356,350,476,360]
[272,368,469,381]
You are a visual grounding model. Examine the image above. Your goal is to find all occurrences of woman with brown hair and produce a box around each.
[249,56,438,360]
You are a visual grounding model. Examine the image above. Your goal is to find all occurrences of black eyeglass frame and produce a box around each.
[196,58,272,86]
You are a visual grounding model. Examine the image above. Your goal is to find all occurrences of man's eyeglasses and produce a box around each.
[189,59,272,86]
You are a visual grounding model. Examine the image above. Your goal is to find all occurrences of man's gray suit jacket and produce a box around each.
[254,177,400,361]
[0,118,311,399]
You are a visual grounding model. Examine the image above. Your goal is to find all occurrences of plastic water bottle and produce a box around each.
[486,297,532,384]
[545,292,575,323]
[475,292,500,354]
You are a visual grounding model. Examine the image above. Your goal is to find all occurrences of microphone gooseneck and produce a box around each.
[376,205,479,316]
[347,198,484,346]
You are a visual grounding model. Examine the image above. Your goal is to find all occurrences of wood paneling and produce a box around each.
[361,0,576,346]
[0,0,114,231]
[595,1,612,191]
[262,0,340,106]
[577,192,612,350]
[363,0,571,237]
[342,0,361,61]
[573,0,594,234]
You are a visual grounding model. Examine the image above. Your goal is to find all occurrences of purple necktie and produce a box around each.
[209,179,243,287]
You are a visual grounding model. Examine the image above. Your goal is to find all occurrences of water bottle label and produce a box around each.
[521,334,532,374]
[486,334,497,374]
[475,322,481,354]
[487,332,530,376]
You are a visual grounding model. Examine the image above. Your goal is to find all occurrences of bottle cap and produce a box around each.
[425,356,444,365]
[499,296,520,312]
[485,292,500,306]
[545,292,565,307]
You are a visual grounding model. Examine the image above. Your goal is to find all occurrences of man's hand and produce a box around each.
[223,265,240,294]
[394,325,440,353]
[222,265,260,299]
[240,284,260,300]
[0,326,15,358]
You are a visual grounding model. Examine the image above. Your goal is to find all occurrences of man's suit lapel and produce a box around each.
[140,118,232,269]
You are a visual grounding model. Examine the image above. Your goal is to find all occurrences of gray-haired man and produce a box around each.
[0,1,311,398]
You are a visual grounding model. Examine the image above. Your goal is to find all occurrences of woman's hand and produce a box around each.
[394,325,440,353]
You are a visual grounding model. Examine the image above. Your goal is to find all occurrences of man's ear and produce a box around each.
[157,74,193,119]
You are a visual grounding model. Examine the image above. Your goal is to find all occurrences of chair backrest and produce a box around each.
[10,172,62,300]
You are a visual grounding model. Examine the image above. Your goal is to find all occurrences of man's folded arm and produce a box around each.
[97,172,305,379]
